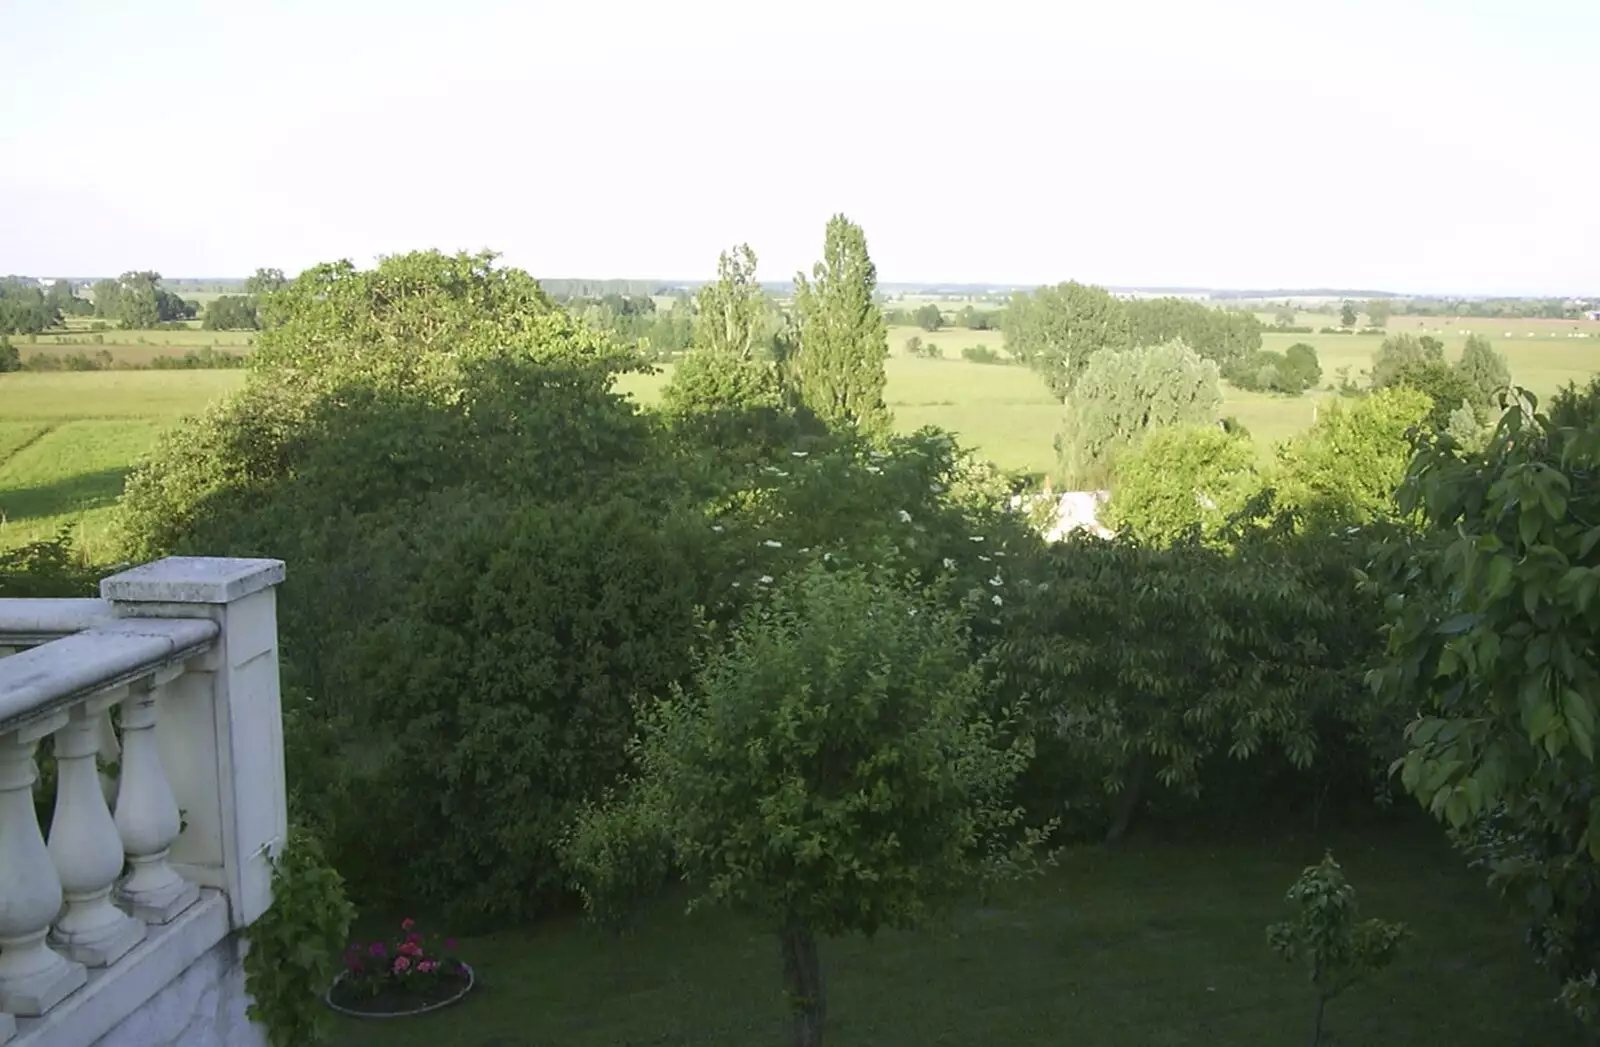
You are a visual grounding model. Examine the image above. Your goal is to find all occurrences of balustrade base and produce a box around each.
[116,879,199,927]
[51,911,145,969]
[0,956,86,1018]
[0,1011,14,1044]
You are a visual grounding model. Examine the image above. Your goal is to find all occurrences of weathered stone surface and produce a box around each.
[89,935,265,1047]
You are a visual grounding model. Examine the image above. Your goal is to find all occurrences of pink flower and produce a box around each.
[393,956,411,973]
[417,961,436,973]
[400,941,422,957]
[401,918,415,932]
[369,942,386,957]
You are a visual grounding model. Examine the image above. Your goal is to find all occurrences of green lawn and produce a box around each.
[332,821,1581,1047]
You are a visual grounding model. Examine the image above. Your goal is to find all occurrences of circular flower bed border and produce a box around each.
[324,962,476,1019]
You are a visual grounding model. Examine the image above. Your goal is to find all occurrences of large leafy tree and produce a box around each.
[569,562,1044,1047]
[116,251,680,922]
[998,521,1390,844]
[791,215,891,436]
[1376,386,1600,1026]
[1368,332,1445,389]
[1124,297,1261,372]
[1102,424,1259,545]
[1056,339,1221,488]
[693,243,767,358]
[1004,281,1131,398]
[1272,387,1432,523]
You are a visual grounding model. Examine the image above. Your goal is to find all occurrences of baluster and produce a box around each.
[113,669,199,924]
[0,716,87,1016]
[48,690,146,966]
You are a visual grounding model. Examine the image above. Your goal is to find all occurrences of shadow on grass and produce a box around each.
[0,468,129,525]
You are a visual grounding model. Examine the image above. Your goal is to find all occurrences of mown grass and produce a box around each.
[0,372,245,558]
[332,820,1582,1047]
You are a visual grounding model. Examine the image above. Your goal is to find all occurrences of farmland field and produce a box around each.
[4,320,1598,559]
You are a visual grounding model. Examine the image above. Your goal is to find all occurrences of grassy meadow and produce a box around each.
[3,315,1597,560]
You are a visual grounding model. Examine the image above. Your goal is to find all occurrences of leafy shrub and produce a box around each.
[0,527,101,597]
[1268,853,1408,1047]
[961,344,1001,363]
[1103,425,1259,545]
[325,496,706,924]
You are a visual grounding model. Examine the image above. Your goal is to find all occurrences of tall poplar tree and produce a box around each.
[693,243,766,359]
[792,215,891,436]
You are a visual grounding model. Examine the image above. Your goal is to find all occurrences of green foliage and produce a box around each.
[694,244,767,358]
[1369,333,1444,389]
[1364,300,1392,327]
[242,828,356,1047]
[959,304,1000,330]
[202,294,259,331]
[1056,340,1221,488]
[116,250,686,923]
[961,345,1002,363]
[1003,281,1131,398]
[1267,853,1408,1047]
[1272,387,1432,523]
[1103,425,1259,545]
[792,215,892,437]
[0,335,18,373]
[1374,387,1600,1018]
[331,497,705,923]
[1125,297,1262,371]
[904,334,940,359]
[1339,302,1358,328]
[1456,334,1512,407]
[0,527,100,597]
[0,278,58,335]
[1226,342,1322,394]
[569,562,1047,1046]
[998,519,1394,843]
[914,303,944,331]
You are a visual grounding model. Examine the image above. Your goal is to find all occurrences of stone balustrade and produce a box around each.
[0,558,288,1047]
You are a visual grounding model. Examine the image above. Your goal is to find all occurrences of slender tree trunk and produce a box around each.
[1309,994,1326,1047]
[779,923,825,1047]
[1105,751,1149,844]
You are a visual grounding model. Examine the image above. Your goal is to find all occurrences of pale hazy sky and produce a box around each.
[2,0,1596,293]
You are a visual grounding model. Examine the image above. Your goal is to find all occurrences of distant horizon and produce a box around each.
[10,272,1596,302]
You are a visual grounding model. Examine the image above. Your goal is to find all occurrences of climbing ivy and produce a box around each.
[242,828,355,1047]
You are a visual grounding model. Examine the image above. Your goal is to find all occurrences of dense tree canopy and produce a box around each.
[1124,297,1261,372]
[792,215,892,436]
[1056,340,1221,487]
[203,294,259,331]
[1103,424,1259,544]
[0,278,57,335]
[1272,387,1432,523]
[1004,281,1132,399]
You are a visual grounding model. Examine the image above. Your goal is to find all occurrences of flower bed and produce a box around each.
[327,919,474,1018]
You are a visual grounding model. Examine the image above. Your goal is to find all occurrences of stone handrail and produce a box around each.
[0,558,287,1047]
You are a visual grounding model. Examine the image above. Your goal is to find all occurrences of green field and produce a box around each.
[4,321,1597,559]
[332,821,1582,1047]
[0,372,243,557]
